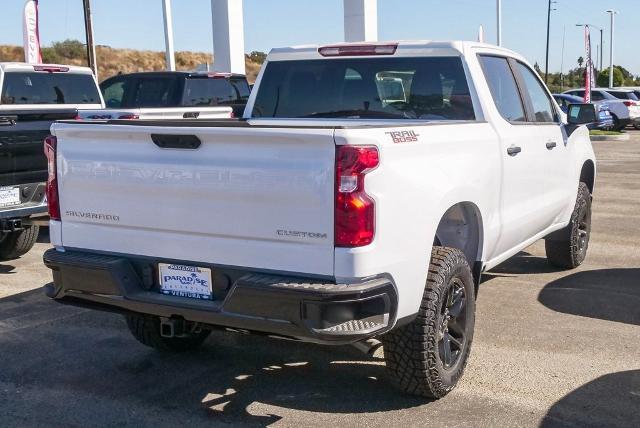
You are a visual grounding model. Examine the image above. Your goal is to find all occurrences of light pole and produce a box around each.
[544,0,557,84]
[606,9,617,88]
[162,0,176,71]
[496,0,502,46]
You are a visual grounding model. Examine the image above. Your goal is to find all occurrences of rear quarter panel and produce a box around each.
[334,122,500,319]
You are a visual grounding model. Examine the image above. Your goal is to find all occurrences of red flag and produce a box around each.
[23,0,42,64]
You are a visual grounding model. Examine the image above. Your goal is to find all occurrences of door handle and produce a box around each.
[546,141,557,150]
[507,145,522,156]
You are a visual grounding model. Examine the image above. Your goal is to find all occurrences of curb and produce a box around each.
[590,134,631,141]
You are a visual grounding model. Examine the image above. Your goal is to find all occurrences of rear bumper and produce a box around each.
[0,182,47,220]
[43,249,398,345]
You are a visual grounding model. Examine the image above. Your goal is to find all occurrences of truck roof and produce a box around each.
[100,71,247,80]
[267,40,525,62]
[0,62,94,74]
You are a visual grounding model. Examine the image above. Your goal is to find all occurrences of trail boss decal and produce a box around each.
[385,130,420,144]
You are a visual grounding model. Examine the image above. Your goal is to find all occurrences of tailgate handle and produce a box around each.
[151,134,201,149]
[183,111,200,119]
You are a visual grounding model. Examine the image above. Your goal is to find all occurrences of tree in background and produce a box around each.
[577,56,584,68]
[248,51,267,64]
[534,62,542,75]
[597,67,626,87]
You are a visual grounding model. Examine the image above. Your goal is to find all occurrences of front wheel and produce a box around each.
[381,247,476,398]
[545,182,592,269]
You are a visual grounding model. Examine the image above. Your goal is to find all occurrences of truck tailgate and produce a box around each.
[53,123,336,275]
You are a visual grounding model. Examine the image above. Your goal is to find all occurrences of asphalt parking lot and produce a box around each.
[1,133,639,427]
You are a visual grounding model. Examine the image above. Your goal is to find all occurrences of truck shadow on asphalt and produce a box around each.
[484,251,563,277]
[540,370,640,427]
[537,268,640,326]
[0,289,429,426]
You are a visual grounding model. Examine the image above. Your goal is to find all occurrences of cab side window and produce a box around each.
[101,79,125,108]
[516,62,557,122]
[479,55,526,122]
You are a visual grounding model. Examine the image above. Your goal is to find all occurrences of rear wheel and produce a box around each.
[381,247,475,398]
[0,225,39,261]
[545,182,592,269]
[611,114,625,132]
[125,314,211,352]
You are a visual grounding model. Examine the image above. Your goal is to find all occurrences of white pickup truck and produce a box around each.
[43,41,596,398]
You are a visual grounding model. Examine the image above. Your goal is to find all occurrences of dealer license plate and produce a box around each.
[0,187,20,208]
[158,263,213,300]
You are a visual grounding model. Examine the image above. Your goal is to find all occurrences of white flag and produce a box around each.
[23,0,42,64]
[584,26,593,103]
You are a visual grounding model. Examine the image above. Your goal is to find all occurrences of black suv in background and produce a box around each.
[99,72,251,117]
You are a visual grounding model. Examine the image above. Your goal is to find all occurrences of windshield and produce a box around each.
[251,56,475,120]
[1,71,100,105]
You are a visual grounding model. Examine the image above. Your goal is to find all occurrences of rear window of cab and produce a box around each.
[252,56,476,121]
[1,72,100,105]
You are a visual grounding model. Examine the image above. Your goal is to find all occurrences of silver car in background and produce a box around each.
[563,88,639,131]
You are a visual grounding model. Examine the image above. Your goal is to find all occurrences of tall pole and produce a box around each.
[496,0,502,46]
[599,29,603,71]
[82,0,97,77]
[162,0,176,71]
[544,0,554,83]
[606,10,616,88]
[560,25,566,90]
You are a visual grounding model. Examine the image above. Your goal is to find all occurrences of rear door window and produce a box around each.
[608,91,639,101]
[515,62,557,122]
[182,77,250,106]
[478,55,526,122]
[1,71,100,105]
[252,56,475,120]
[131,76,180,107]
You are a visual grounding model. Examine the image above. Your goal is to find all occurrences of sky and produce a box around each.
[0,0,638,75]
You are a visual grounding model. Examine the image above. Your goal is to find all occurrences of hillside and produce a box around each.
[0,42,263,83]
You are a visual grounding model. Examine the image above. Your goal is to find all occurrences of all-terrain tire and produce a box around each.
[381,247,476,398]
[545,182,592,269]
[0,225,39,261]
[125,314,211,352]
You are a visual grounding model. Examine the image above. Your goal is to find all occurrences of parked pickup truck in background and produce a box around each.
[43,41,597,398]
[98,71,250,117]
[0,62,102,260]
[76,106,233,120]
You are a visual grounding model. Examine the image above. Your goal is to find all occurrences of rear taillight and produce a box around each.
[623,100,638,107]
[335,145,379,247]
[44,135,60,221]
[318,43,398,57]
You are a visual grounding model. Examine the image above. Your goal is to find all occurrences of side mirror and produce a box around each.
[567,103,597,125]
[566,103,597,136]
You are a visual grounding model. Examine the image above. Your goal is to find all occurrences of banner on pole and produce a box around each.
[23,0,42,64]
[584,26,593,103]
